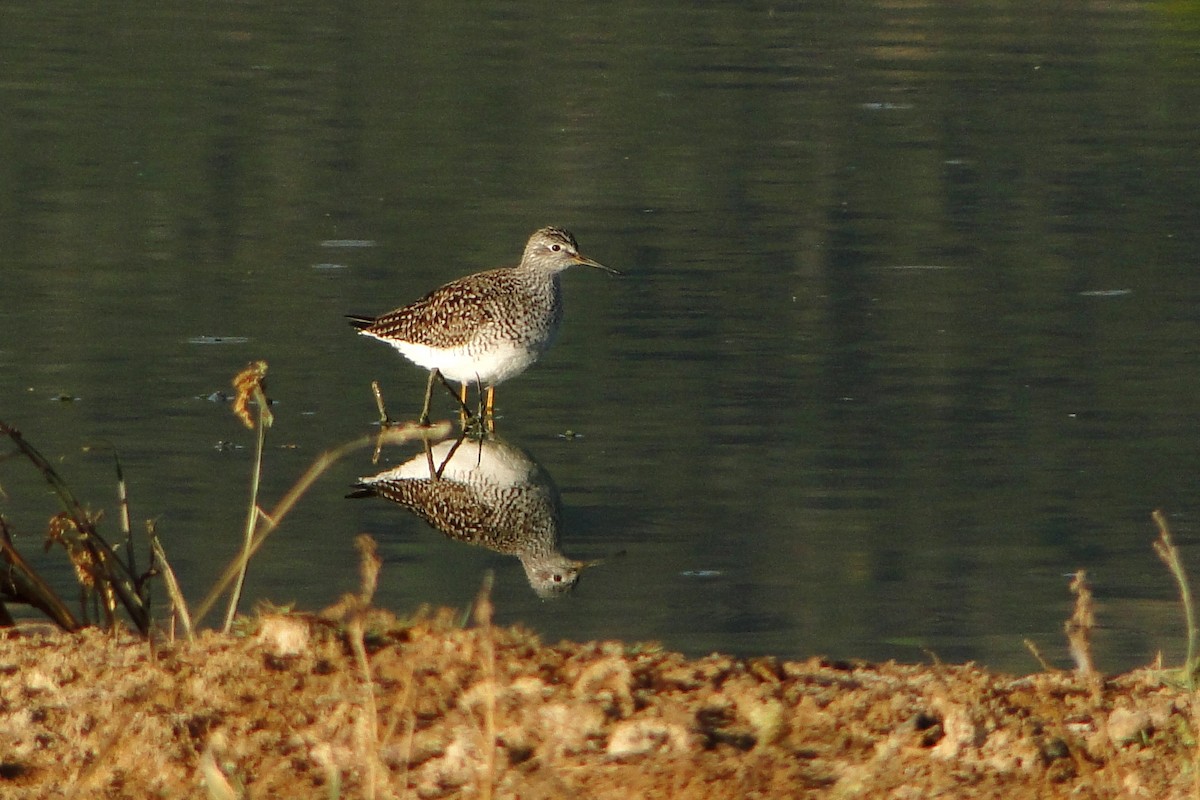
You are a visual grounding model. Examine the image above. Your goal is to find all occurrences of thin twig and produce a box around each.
[1022,638,1057,673]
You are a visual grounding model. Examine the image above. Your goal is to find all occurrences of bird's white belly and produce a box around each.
[394,339,543,386]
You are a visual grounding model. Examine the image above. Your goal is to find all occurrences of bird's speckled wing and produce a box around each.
[360,268,522,349]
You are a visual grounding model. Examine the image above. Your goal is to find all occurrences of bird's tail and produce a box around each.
[345,483,377,499]
[346,314,376,331]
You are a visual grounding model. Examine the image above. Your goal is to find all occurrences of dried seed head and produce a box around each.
[232,360,270,429]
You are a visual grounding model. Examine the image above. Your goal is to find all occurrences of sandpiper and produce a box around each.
[348,227,616,424]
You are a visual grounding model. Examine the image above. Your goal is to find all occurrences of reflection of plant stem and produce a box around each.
[1152,509,1197,690]
[224,384,270,633]
[371,380,392,426]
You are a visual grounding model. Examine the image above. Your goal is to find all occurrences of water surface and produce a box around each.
[3,1,1200,673]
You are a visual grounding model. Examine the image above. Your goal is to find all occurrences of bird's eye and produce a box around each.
[550,244,561,252]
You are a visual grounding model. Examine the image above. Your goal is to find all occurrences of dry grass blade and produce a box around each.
[110,446,138,586]
[473,570,497,800]
[1152,509,1198,689]
[320,536,389,800]
[149,521,194,643]
[349,536,384,800]
[1023,638,1057,673]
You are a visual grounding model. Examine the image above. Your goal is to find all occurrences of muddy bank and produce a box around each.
[0,609,1195,799]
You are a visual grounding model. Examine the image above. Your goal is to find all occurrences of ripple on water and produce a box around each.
[186,336,251,345]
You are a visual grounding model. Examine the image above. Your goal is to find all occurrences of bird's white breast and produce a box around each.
[391,339,544,386]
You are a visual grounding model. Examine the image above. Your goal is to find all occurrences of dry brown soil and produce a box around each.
[1,609,1197,799]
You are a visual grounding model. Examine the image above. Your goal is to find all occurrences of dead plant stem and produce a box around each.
[0,517,80,631]
[223,389,269,633]
[1152,509,1197,689]
[0,420,149,633]
[149,521,194,643]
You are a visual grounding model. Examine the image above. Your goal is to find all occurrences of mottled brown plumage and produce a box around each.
[350,268,555,352]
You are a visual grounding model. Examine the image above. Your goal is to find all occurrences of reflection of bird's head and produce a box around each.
[523,555,603,599]
[525,557,583,599]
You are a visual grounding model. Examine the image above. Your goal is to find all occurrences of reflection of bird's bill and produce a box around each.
[573,253,621,275]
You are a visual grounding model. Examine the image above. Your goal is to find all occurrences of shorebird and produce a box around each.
[348,226,616,424]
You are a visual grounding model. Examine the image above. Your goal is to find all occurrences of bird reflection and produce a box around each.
[348,433,590,598]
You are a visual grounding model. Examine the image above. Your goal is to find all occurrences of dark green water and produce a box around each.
[3,2,1200,673]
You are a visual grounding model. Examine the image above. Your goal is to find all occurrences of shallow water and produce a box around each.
[3,1,1200,673]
